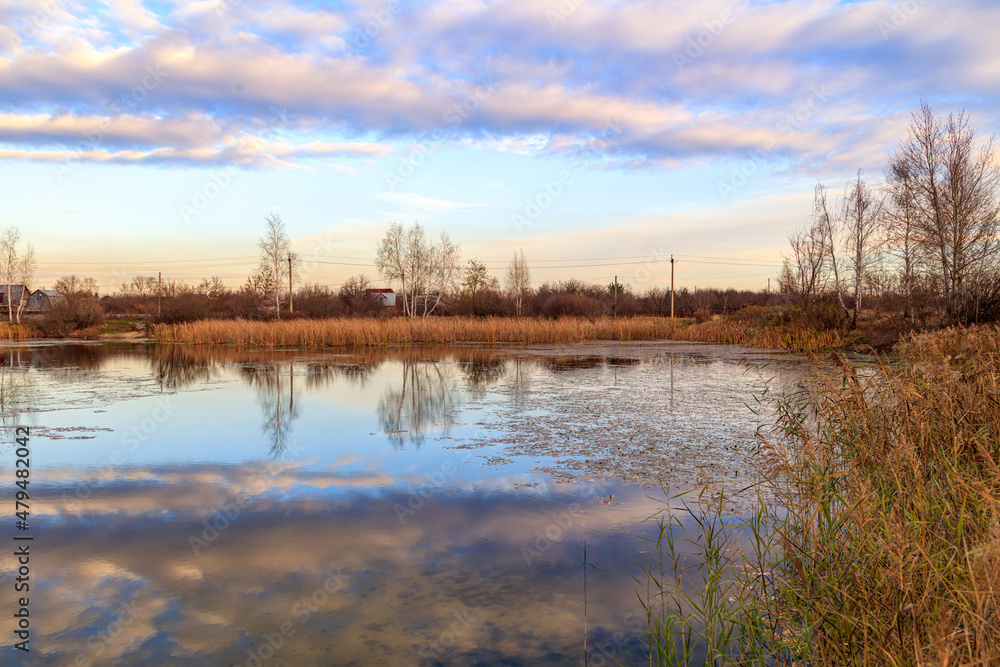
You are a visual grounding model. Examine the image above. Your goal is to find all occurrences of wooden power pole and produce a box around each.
[613,275,618,317]
[670,256,675,319]
[157,271,162,316]
[288,253,293,314]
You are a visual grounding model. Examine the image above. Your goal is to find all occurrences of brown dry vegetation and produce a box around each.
[762,325,1000,664]
[150,314,844,352]
[0,323,35,340]
[645,325,1000,665]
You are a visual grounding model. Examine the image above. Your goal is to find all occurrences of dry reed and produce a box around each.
[150,316,842,352]
[0,323,36,340]
[638,325,1000,665]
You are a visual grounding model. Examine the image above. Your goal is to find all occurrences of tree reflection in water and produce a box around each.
[377,357,458,449]
[458,355,506,398]
[241,363,302,457]
[0,349,33,438]
[505,357,531,411]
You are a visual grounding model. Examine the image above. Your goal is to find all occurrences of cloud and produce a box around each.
[0,0,997,170]
[376,192,491,214]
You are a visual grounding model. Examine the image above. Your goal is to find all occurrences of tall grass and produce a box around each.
[150,316,843,352]
[0,323,35,340]
[639,325,1000,665]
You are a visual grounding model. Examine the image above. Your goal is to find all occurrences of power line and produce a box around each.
[36,256,258,266]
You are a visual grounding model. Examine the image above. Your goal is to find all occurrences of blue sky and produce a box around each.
[2,0,998,293]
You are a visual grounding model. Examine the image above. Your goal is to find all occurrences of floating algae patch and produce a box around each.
[453,341,814,510]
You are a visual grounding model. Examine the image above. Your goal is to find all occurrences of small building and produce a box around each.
[365,288,396,307]
[0,284,28,310]
[26,289,67,313]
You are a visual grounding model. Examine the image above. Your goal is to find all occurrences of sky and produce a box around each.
[2,0,999,294]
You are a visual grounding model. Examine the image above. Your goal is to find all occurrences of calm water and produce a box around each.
[0,341,813,666]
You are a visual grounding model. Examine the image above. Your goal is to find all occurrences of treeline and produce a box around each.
[47,271,786,329]
[40,103,999,333]
[781,103,1000,325]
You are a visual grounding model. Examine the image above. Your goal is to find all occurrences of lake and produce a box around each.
[0,341,814,666]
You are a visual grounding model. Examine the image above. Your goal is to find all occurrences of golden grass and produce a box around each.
[0,323,35,340]
[748,324,1000,664]
[636,325,1000,665]
[150,316,843,352]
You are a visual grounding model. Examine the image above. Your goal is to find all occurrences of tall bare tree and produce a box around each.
[841,170,885,327]
[0,227,35,323]
[258,213,291,319]
[888,104,1000,319]
[375,222,461,317]
[504,248,531,316]
[884,160,926,321]
[814,183,850,319]
[421,231,460,317]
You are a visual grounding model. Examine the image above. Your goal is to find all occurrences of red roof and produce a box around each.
[365,288,394,293]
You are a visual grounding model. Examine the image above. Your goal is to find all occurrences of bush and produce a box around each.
[156,293,213,324]
[451,290,510,318]
[538,293,605,319]
[39,294,106,336]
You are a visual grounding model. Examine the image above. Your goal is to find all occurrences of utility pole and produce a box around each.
[288,253,293,314]
[670,256,675,319]
[613,275,618,317]
[767,277,771,295]
[157,271,162,316]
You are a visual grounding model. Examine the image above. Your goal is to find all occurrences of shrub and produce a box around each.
[39,294,106,336]
[156,293,213,324]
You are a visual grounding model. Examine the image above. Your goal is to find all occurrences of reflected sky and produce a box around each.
[0,342,813,665]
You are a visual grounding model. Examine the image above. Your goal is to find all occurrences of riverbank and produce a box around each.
[652,325,1000,664]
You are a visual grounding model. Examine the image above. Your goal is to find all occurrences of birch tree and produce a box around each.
[0,227,35,323]
[814,183,850,319]
[375,222,461,317]
[884,161,923,321]
[258,213,291,319]
[840,170,885,328]
[505,248,531,316]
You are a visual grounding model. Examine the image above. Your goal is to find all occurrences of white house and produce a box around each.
[365,288,396,307]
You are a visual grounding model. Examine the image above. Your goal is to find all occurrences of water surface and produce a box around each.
[0,341,813,665]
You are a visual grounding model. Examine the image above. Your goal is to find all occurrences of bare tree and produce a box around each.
[840,170,885,327]
[462,259,499,300]
[375,222,461,317]
[504,248,531,316]
[0,227,35,323]
[884,160,923,320]
[421,231,460,317]
[814,183,850,319]
[197,276,229,298]
[258,213,291,319]
[785,219,827,309]
[120,275,158,298]
[888,104,1000,319]
[643,286,670,315]
[55,275,99,297]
